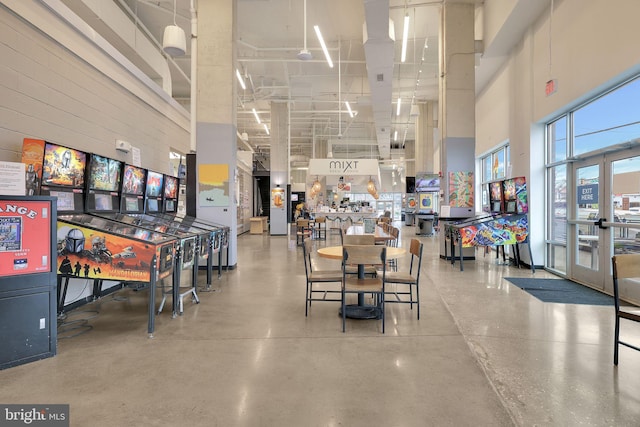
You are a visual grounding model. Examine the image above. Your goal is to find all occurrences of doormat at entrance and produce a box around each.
[505,278,614,305]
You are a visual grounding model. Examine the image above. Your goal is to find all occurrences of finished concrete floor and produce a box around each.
[1,224,639,426]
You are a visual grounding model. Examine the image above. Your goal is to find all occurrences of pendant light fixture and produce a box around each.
[163,0,186,56]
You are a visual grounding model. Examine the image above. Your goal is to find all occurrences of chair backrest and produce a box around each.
[408,238,424,278]
[387,227,399,248]
[612,254,640,310]
[343,234,375,245]
[342,245,386,277]
[302,238,313,277]
[315,216,326,224]
[297,219,310,228]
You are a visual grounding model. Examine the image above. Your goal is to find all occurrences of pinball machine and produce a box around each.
[94,166,204,313]
[445,176,533,272]
[22,141,178,337]
[151,174,227,283]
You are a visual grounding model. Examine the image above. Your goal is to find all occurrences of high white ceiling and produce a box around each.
[61,0,549,170]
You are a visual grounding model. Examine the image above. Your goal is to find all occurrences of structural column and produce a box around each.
[438,2,476,217]
[194,0,238,266]
[269,101,289,235]
[414,101,437,176]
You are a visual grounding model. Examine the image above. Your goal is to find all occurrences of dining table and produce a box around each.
[317,245,406,319]
[345,224,396,243]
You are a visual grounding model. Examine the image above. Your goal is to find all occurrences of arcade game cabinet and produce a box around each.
[0,196,57,369]
[95,165,203,313]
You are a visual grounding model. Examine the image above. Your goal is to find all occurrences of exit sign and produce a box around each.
[545,79,558,96]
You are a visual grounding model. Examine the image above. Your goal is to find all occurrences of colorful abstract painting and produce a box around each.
[449,171,474,208]
[199,164,229,207]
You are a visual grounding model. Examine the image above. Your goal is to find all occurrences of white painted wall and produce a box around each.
[476,0,640,265]
[0,2,189,174]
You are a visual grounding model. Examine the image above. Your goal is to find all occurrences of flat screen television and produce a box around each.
[164,175,178,199]
[406,176,416,193]
[88,154,122,192]
[165,200,175,212]
[41,142,87,188]
[146,171,163,198]
[506,200,517,214]
[122,165,146,195]
[290,193,298,202]
[415,173,440,193]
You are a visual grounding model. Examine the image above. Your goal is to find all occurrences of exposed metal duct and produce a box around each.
[363,0,395,159]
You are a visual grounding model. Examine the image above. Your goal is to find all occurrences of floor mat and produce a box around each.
[505,277,613,305]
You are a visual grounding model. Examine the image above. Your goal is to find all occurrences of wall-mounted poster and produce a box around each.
[199,164,229,207]
[21,138,45,196]
[271,187,285,209]
[419,193,433,212]
[449,171,474,208]
[407,196,417,210]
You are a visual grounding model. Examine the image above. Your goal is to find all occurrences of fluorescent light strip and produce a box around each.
[263,124,270,135]
[401,14,409,63]
[394,130,398,142]
[314,25,333,68]
[396,97,401,116]
[345,101,354,118]
[236,69,246,90]
[252,108,261,124]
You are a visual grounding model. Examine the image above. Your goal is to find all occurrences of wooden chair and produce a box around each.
[342,233,377,276]
[313,216,327,240]
[386,226,400,271]
[341,245,387,332]
[611,254,640,365]
[296,219,312,245]
[385,239,424,319]
[302,239,342,316]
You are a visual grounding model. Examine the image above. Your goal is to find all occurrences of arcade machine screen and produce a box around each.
[163,175,178,213]
[40,142,87,214]
[121,165,146,213]
[145,171,163,214]
[86,154,122,213]
[489,182,503,214]
[502,178,517,214]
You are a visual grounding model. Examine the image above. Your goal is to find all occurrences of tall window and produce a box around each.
[479,144,510,210]
[545,76,640,274]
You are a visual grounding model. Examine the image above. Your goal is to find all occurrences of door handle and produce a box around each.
[595,218,608,229]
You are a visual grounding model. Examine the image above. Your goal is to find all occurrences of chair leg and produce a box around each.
[416,285,420,320]
[381,291,385,333]
[342,291,346,332]
[305,281,310,317]
[614,315,620,365]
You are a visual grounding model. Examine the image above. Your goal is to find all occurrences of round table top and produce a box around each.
[317,245,406,260]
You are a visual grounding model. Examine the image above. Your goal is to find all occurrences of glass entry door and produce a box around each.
[569,149,640,304]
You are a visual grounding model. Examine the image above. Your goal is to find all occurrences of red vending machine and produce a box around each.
[0,196,57,369]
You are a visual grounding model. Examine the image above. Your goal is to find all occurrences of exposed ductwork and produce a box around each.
[363,0,395,160]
